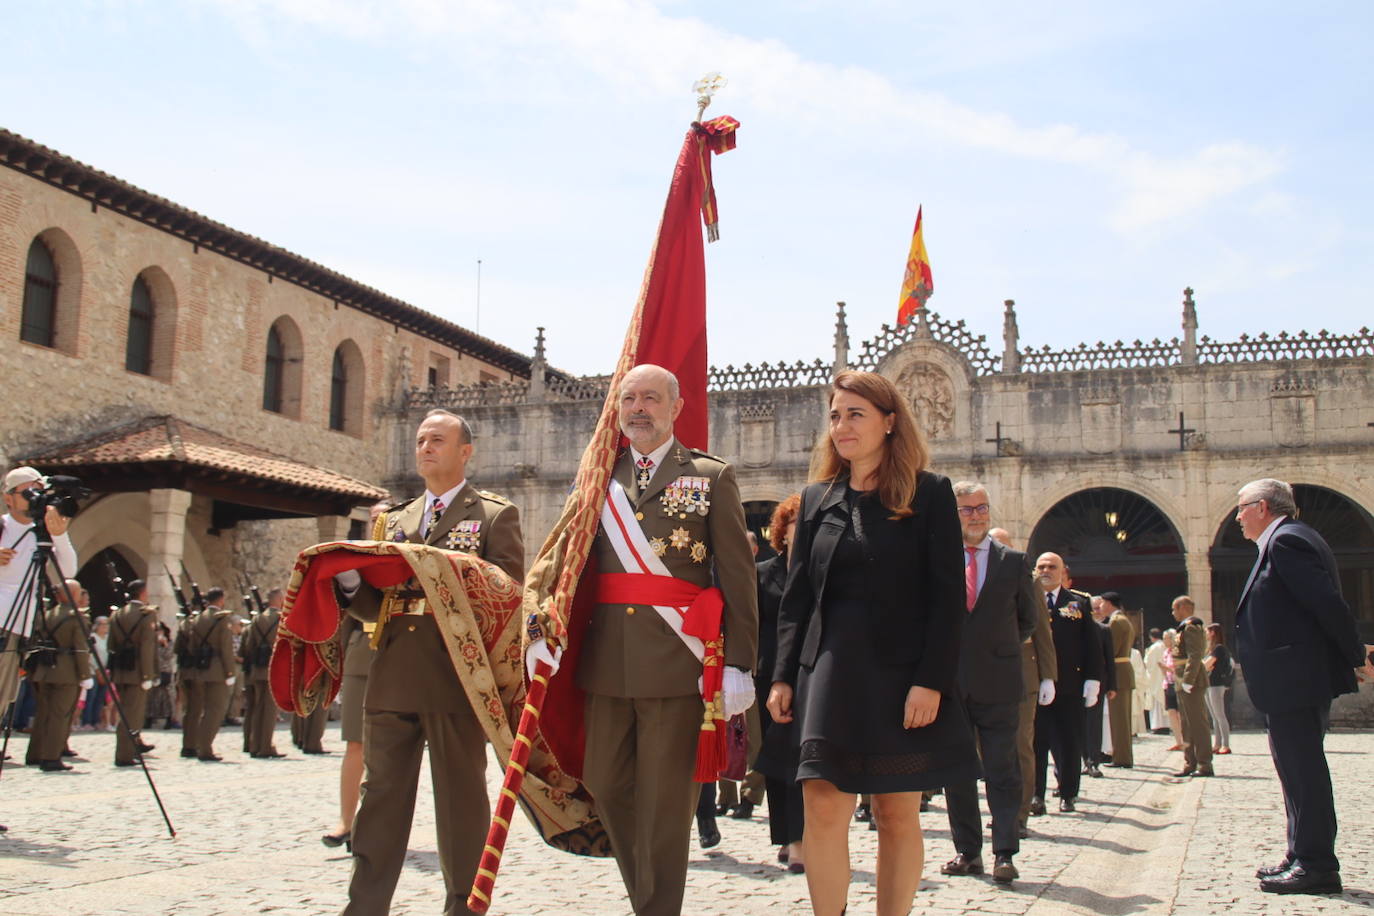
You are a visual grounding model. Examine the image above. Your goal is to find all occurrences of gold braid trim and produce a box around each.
[369,510,396,649]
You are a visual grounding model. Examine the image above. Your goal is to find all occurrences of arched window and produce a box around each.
[329,348,348,431]
[21,238,58,347]
[264,325,285,413]
[125,277,155,374]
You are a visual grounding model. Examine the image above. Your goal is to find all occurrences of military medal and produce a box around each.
[669,527,691,551]
[649,537,668,557]
[689,540,708,564]
[446,520,482,552]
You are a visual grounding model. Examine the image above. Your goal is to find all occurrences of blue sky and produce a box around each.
[4,1,1370,375]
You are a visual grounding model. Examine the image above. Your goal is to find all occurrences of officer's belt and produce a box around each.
[1114,656,1132,662]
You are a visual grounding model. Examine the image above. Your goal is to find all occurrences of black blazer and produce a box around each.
[1235,518,1363,714]
[957,541,1039,706]
[754,553,786,704]
[1045,587,1104,687]
[772,471,964,692]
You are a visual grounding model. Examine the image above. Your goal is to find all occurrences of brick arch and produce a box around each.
[19,227,84,355]
[127,265,179,382]
[328,337,367,436]
[264,315,305,419]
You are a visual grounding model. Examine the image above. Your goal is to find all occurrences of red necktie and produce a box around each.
[965,546,979,612]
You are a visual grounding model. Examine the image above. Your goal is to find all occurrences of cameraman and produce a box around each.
[1,467,78,732]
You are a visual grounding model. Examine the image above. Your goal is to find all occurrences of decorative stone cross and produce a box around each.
[985,421,1009,457]
[1167,412,1196,451]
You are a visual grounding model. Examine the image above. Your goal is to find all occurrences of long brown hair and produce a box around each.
[809,370,929,518]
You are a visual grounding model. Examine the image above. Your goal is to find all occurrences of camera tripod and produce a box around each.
[0,511,175,837]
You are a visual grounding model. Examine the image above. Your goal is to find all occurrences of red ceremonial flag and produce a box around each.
[897,205,934,325]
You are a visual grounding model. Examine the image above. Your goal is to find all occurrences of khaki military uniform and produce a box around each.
[108,599,159,765]
[576,440,758,916]
[26,604,90,766]
[344,481,523,916]
[1107,611,1136,766]
[1017,589,1058,826]
[241,608,281,757]
[186,607,236,760]
[174,611,200,754]
[1175,617,1213,772]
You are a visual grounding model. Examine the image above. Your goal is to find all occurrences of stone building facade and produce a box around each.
[0,128,535,621]
[415,303,1374,725]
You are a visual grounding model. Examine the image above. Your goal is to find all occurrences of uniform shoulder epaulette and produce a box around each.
[687,447,727,464]
[478,489,513,505]
[1069,588,1094,603]
[141,604,159,614]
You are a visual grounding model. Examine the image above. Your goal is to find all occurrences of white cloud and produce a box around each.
[200,0,1282,234]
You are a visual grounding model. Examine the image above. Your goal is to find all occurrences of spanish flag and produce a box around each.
[897,205,933,325]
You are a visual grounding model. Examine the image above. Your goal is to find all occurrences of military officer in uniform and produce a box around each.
[337,408,523,916]
[108,579,159,766]
[26,579,90,771]
[1030,553,1102,814]
[1101,592,1136,768]
[1170,596,1213,777]
[187,587,236,761]
[530,364,758,916]
[242,587,284,758]
[174,599,202,758]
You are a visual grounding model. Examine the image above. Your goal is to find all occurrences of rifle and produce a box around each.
[235,573,254,615]
[248,582,267,615]
[104,556,127,612]
[180,561,206,613]
[164,564,191,617]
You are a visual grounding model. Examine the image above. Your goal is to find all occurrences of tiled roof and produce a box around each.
[28,416,387,503]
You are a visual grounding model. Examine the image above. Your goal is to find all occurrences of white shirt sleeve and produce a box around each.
[52,532,78,577]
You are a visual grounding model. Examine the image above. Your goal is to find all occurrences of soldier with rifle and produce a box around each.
[25,578,91,771]
[172,565,205,758]
[242,586,283,758]
[108,578,159,766]
[186,587,236,761]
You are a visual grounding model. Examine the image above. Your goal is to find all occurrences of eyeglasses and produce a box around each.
[1236,500,1261,512]
[956,504,991,517]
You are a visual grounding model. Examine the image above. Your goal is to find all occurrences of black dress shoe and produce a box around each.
[136,742,156,753]
[728,801,754,819]
[1106,762,1133,769]
[696,815,720,849]
[992,855,1019,884]
[253,751,287,759]
[1256,860,1294,879]
[1028,797,1046,817]
[181,748,198,758]
[940,853,984,876]
[114,760,137,768]
[1260,866,1342,895]
[60,747,77,758]
[303,747,329,755]
[39,760,73,772]
[197,754,224,762]
[1086,764,1103,778]
[714,802,731,816]
[1059,798,1076,813]
[1171,767,1195,778]
[1191,767,1214,777]
[853,803,872,822]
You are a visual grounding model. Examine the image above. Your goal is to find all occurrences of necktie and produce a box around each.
[636,456,654,493]
[1046,590,1054,613]
[425,498,445,539]
[964,547,979,612]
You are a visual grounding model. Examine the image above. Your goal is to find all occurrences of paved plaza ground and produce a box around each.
[1,721,1371,915]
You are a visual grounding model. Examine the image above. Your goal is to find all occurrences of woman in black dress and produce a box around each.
[753,493,805,872]
[767,370,976,916]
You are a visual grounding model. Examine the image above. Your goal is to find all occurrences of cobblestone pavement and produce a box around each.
[1,722,1371,915]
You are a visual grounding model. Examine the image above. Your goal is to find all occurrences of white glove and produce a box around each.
[80,678,94,690]
[225,676,236,687]
[722,666,756,718]
[524,638,563,678]
[1038,678,1056,706]
[142,679,156,690]
[1179,681,1193,695]
[334,569,362,592]
[1082,679,1100,708]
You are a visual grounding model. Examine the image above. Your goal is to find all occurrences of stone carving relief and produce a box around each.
[895,362,955,440]
[1270,375,1317,448]
[739,402,776,468]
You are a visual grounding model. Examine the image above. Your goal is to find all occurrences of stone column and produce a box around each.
[1184,548,1213,622]
[146,488,192,628]
[317,515,352,543]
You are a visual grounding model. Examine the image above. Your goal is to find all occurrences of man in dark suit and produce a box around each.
[940,483,1039,884]
[1030,552,1102,814]
[338,408,524,916]
[1233,478,1367,896]
[1083,595,1115,778]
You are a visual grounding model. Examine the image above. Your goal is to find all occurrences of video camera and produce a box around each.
[19,474,90,519]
